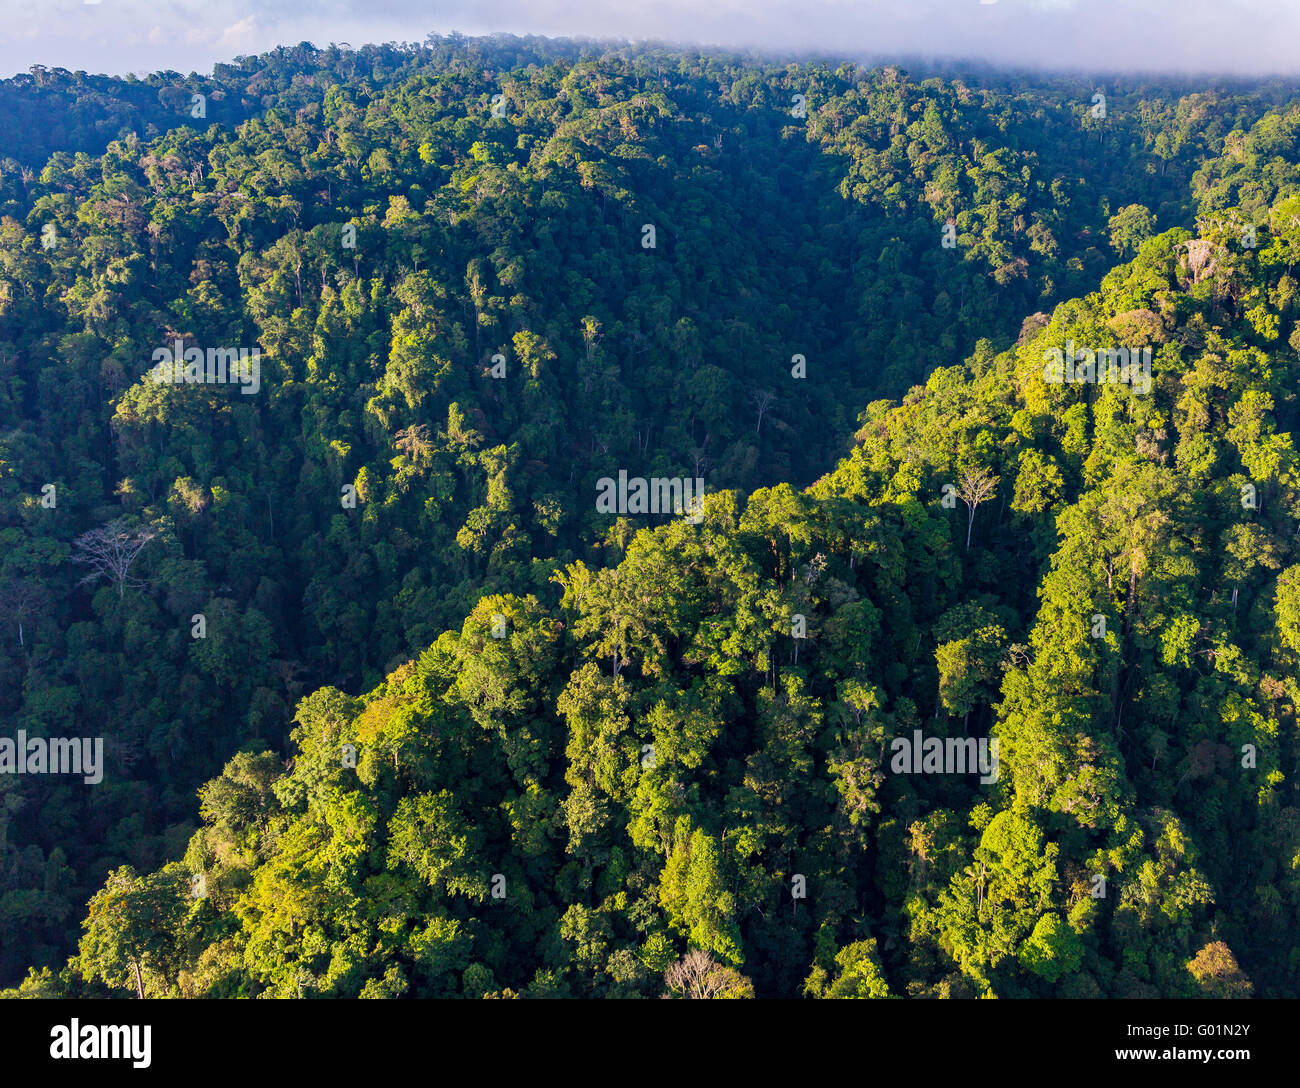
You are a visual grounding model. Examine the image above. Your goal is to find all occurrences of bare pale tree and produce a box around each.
[0,578,48,647]
[394,423,432,462]
[663,949,755,999]
[957,465,1000,551]
[751,389,776,436]
[72,519,159,598]
[1183,237,1222,285]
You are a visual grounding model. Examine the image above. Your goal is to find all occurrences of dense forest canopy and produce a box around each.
[1,34,1299,998]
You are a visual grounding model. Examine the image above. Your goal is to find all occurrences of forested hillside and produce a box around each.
[1,35,1299,998]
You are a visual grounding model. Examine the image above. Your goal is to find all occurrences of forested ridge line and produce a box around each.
[1,35,1299,998]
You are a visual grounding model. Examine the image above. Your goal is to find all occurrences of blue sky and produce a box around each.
[4,0,1299,78]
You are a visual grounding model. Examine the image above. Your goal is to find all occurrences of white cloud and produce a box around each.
[217,15,262,47]
[3,0,1300,77]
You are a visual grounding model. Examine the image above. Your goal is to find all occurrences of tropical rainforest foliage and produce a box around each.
[1,35,1299,998]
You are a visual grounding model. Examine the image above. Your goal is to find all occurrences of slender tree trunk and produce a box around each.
[1110,568,1139,727]
[131,957,144,999]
